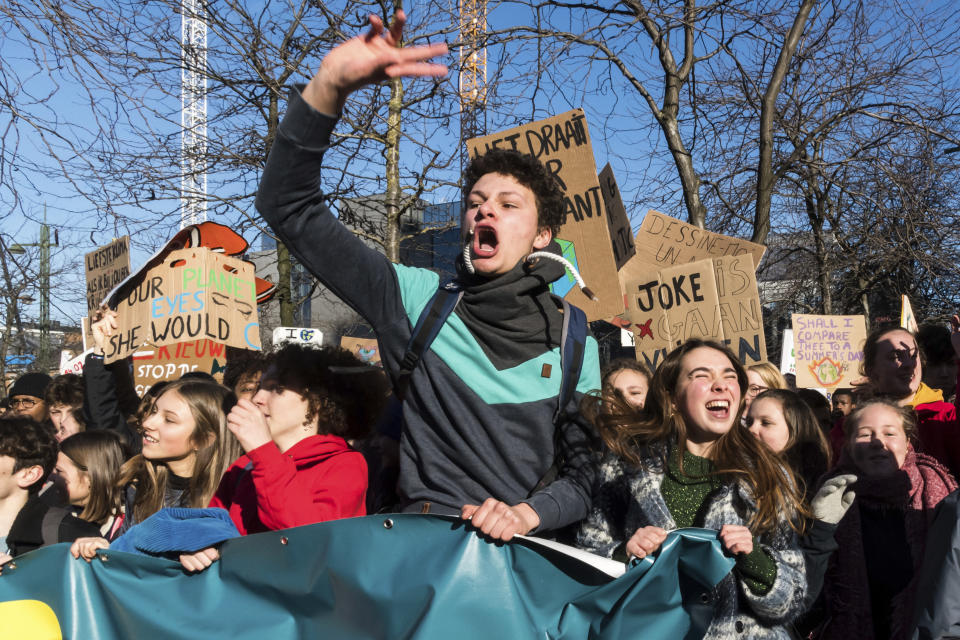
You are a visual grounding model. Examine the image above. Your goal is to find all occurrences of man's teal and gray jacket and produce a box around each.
[255,91,601,532]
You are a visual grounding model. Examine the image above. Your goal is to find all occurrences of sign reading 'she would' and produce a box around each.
[467,110,623,321]
[85,236,130,315]
[104,248,260,363]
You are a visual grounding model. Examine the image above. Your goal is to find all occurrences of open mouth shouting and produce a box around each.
[472,224,499,259]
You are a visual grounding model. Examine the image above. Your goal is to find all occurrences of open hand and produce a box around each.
[303,10,448,114]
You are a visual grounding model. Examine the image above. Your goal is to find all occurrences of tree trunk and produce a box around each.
[384,73,404,264]
[753,0,816,245]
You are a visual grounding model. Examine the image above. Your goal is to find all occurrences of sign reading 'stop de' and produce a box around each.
[467,110,623,321]
[104,248,261,363]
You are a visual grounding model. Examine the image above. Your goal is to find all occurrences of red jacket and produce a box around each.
[830,383,960,477]
[209,434,368,535]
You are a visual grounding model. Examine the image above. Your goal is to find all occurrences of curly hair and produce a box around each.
[266,343,390,440]
[45,373,86,430]
[0,416,58,491]
[463,149,566,236]
[44,373,84,408]
[223,347,269,391]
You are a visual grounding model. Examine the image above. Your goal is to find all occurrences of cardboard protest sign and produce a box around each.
[779,329,796,376]
[900,295,918,333]
[340,336,382,367]
[273,327,323,347]
[598,164,635,270]
[85,237,130,315]
[622,255,766,369]
[104,247,260,364]
[791,314,867,388]
[60,349,92,375]
[467,110,623,321]
[132,340,226,396]
[633,210,766,270]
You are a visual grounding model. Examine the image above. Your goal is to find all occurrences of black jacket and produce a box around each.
[6,495,101,557]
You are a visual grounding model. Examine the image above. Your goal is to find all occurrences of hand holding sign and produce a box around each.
[303,10,448,115]
[91,309,119,356]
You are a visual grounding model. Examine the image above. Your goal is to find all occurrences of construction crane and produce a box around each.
[180,0,207,228]
[459,0,487,165]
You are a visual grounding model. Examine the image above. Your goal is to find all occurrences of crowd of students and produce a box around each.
[3,12,960,640]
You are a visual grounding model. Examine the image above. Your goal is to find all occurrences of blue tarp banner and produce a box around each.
[0,515,735,639]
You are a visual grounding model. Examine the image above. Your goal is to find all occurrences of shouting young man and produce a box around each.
[256,13,599,541]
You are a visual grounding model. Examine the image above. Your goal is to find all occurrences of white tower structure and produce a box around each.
[180,0,208,228]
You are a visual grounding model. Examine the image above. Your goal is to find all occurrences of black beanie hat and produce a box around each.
[8,372,53,400]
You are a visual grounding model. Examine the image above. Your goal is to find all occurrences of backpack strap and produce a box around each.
[41,506,70,546]
[555,298,587,422]
[395,281,464,399]
[531,298,588,497]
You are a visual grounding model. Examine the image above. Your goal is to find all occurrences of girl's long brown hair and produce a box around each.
[60,431,125,525]
[118,379,240,524]
[586,340,809,535]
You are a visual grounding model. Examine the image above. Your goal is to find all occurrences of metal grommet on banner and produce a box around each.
[383,518,394,529]
[280,536,288,545]
[100,554,109,563]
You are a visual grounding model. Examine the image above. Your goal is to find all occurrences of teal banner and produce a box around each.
[0,516,735,639]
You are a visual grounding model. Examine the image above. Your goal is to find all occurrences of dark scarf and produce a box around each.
[823,449,957,640]
[453,240,568,370]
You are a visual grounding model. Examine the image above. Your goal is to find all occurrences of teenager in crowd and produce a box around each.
[6,372,52,424]
[830,388,856,418]
[600,358,652,412]
[177,344,387,572]
[223,347,269,403]
[70,379,240,560]
[578,340,807,638]
[46,373,86,442]
[1,416,100,560]
[746,389,831,503]
[82,309,145,450]
[745,362,787,413]
[917,323,957,403]
[821,400,956,640]
[829,326,959,476]
[255,12,599,542]
[54,431,126,539]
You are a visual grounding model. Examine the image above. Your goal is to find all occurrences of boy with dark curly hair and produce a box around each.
[0,416,100,560]
[208,344,388,537]
[45,373,86,442]
[255,12,600,541]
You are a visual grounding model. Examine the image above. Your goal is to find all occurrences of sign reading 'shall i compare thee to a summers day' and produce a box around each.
[791,314,867,388]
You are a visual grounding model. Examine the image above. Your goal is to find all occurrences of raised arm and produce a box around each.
[302,11,447,115]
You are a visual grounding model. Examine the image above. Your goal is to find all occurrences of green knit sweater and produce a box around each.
[660,448,777,595]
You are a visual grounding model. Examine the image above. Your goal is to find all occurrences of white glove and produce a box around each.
[812,474,857,524]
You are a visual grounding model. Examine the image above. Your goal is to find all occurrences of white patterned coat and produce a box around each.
[577,445,807,639]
